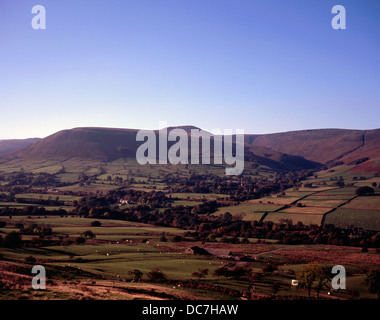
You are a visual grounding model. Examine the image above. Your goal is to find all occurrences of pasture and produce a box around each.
[324,208,380,231]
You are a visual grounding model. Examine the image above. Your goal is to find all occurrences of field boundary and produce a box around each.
[320,195,358,227]
[260,188,341,224]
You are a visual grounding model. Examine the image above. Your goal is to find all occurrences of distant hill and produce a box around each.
[245,129,365,163]
[6,127,140,161]
[0,138,41,156]
[245,128,380,173]
[245,145,321,171]
[2,126,380,174]
[338,129,380,174]
[3,127,320,172]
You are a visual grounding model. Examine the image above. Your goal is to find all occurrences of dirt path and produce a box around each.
[252,247,285,258]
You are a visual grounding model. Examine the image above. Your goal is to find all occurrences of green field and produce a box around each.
[0,217,222,282]
[214,203,281,222]
[1,153,380,300]
[14,193,80,202]
[324,208,380,231]
[171,200,203,207]
[1,216,186,237]
[341,195,380,210]
[264,212,324,225]
[1,215,379,300]
[0,202,73,212]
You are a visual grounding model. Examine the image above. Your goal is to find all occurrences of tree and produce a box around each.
[172,235,183,242]
[75,236,86,244]
[297,263,330,299]
[262,263,278,274]
[314,266,332,299]
[2,231,22,248]
[147,268,167,283]
[230,266,252,280]
[213,266,251,280]
[90,220,102,227]
[213,266,228,279]
[272,281,281,294]
[192,268,209,281]
[82,230,95,239]
[160,233,167,242]
[25,256,37,264]
[128,269,143,282]
[15,223,24,229]
[355,186,374,196]
[365,269,380,299]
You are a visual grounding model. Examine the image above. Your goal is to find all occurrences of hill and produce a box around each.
[245,145,321,171]
[245,128,380,174]
[2,127,320,172]
[0,138,41,156]
[6,127,139,161]
[2,126,380,175]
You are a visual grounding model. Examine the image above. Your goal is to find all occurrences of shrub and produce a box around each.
[2,232,22,248]
[61,239,73,246]
[213,266,251,280]
[355,186,374,196]
[272,281,281,294]
[82,230,95,239]
[191,268,209,280]
[172,235,183,242]
[365,269,380,298]
[90,220,102,227]
[262,264,278,274]
[75,237,86,244]
[128,269,143,281]
[147,268,167,283]
[25,256,37,264]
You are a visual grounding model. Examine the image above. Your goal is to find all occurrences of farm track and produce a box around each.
[252,247,285,258]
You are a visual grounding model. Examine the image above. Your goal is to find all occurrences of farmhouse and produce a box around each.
[185,246,211,256]
[232,254,253,262]
[119,199,129,205]
[47,188,60,194]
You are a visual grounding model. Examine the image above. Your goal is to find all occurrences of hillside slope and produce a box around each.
[2,127,320,172]
[3,126,380,174]
[0,138,41,156]
[7,128,139,161]
[245,128,380,167]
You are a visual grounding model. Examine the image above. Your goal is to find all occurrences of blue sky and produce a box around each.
[0,0,379,139]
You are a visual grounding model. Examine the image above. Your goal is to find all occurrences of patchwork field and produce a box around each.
[214,203,282,220]
[0,155,379,301]
[324,209,380,231]
[1,215,379,300]
[264,212,325,226]
[341,196,380,210]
